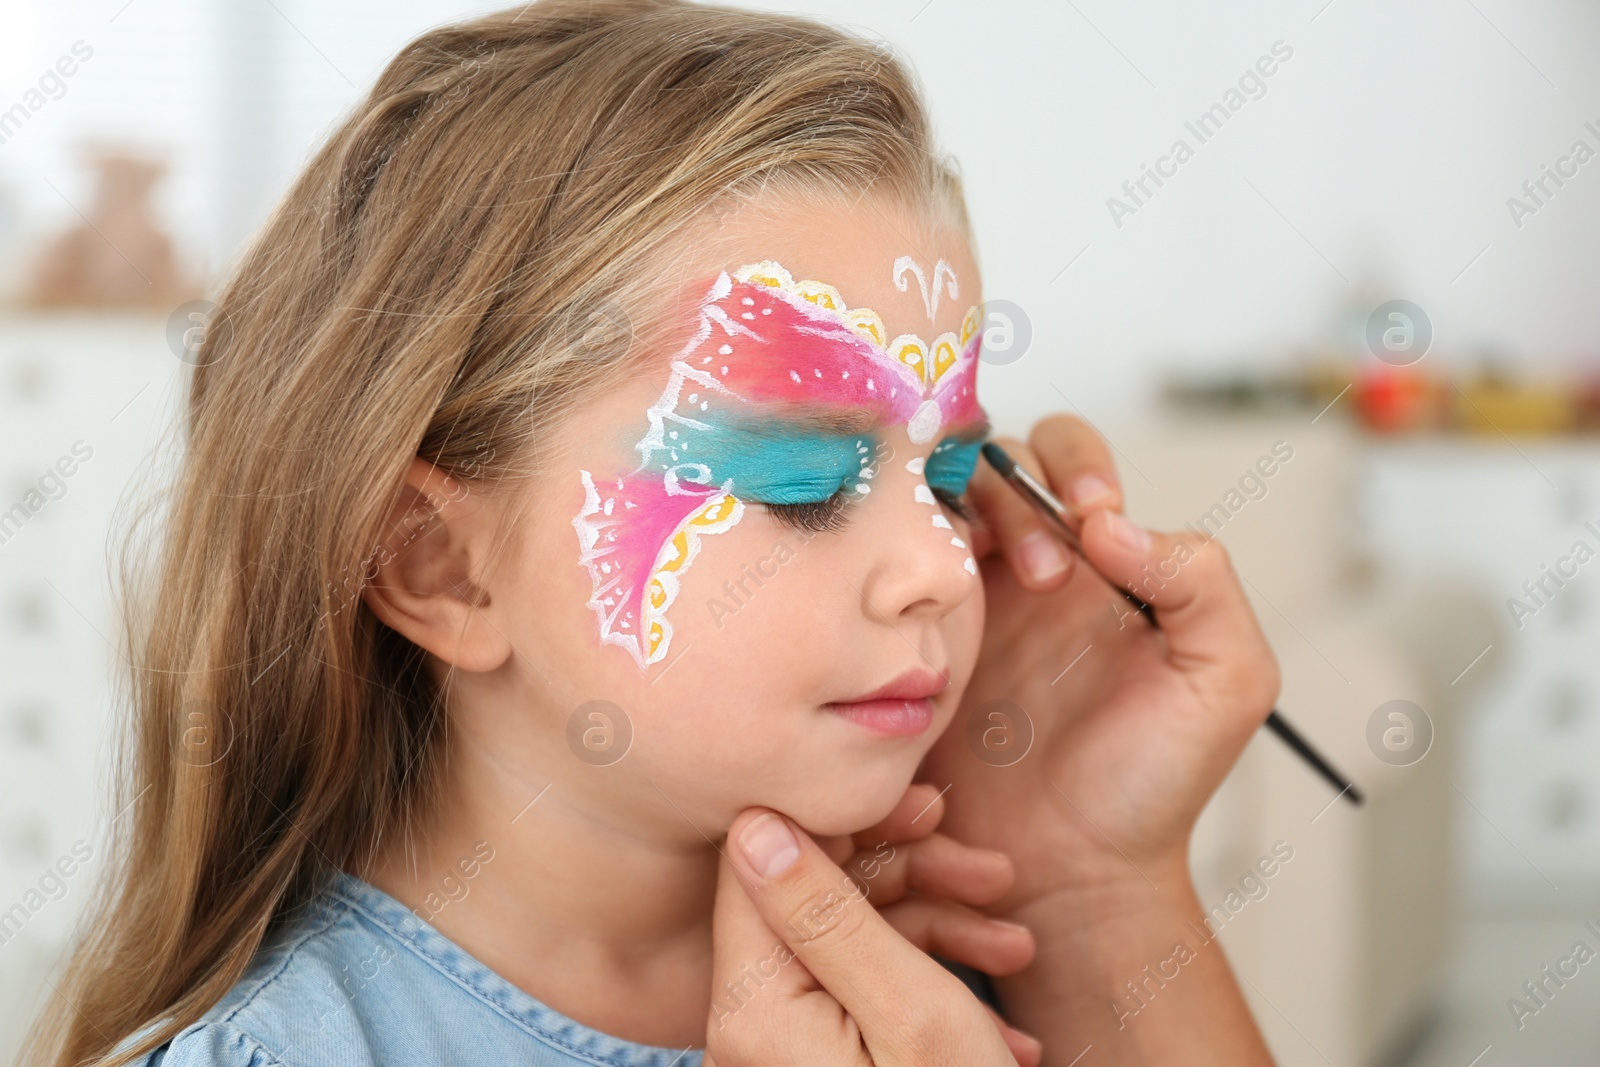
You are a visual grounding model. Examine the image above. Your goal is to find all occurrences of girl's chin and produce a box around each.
[780,777,920,840]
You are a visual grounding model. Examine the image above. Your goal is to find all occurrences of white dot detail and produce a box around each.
[907,400,941,444]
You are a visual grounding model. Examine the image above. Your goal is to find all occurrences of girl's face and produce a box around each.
[489,193,986,838]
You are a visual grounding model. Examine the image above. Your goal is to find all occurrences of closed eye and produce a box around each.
[766,492,853,533]
[766,471,976,533]
[769,485,970,532]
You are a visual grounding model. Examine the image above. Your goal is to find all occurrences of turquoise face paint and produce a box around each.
[925,436,982,498]
[662,419,878,506]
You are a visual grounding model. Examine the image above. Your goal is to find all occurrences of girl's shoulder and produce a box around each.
[117,872,706,1067]
[119,878,388,1067]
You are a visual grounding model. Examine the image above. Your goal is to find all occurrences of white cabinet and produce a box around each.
[1356,440,1600,901]
[0,312,179,1056]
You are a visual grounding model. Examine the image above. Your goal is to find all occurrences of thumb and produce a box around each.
[723,808,990,1060]
[708,835,818,1038]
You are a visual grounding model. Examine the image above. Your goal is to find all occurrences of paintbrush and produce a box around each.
[980,441,1363,807]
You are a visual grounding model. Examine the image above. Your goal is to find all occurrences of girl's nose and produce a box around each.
[855,450,977,622]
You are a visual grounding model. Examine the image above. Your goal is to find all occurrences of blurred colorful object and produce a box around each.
[1355,365,1441,434]
[1449,374,1574,436]
[1168,355,1590,437]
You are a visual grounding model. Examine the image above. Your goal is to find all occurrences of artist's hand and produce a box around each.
[704,806,1041,1066]
[812,782,1035,984]
[919,413,1281,911]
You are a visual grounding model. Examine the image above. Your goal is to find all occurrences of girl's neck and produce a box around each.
[362,714,721,1048]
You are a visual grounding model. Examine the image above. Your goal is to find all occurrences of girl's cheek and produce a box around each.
[940,586,986,706]
[969,566,986,619]
[666,517,817,643]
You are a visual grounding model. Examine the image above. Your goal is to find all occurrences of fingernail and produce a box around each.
[1017,531,1068,583]
[739,812,800,879]
[990,918,1031,936]
[1069,474,1114,509]
[1105,511,1151,552]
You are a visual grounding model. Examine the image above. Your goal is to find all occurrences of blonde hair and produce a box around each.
[23,2,966,1063]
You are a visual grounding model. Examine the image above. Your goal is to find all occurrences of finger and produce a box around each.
[878,898,1035,977]
[903,835,1012,905]
[1079,513,1282,724]
[724,807,987,1050]
[844,833,1013,908]
[709,848,869,1067]
[1027,412,1124,520]
[708,846,817,1033]
[983,1005,1044,1067]
[966,436,1078,591]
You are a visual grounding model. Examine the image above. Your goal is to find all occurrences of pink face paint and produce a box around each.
[574,260,985,669]
[573,471,743,668]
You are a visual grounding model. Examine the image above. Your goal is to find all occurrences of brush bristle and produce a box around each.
[980,441,1015,476]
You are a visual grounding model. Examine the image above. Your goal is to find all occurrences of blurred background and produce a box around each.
[0,0,1596,1063]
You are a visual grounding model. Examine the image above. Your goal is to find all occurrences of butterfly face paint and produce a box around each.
[573,260,985,668]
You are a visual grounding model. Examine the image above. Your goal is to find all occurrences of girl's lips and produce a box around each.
[824,697,935,737]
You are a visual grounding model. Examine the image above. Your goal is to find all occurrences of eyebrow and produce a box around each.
[753,405,890,436]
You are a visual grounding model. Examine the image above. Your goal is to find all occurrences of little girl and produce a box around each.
[24,2,1281,1064]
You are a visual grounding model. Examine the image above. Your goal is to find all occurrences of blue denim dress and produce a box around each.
[120,871,1002,1066]
[123,872,706,1066]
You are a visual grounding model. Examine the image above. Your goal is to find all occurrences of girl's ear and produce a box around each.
[360,456,512,673]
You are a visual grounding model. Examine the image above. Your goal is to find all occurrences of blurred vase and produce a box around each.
[23,145,197,309]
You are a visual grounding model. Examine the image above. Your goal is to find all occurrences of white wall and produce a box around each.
[1,2,1596,1060]
[3,0,1597,429]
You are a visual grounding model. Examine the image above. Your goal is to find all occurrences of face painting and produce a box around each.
[573,260,986,668]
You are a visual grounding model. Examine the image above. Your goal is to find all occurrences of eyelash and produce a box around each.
[933,486,974,522]
[766,485,973,533]
[766,495,853,533]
